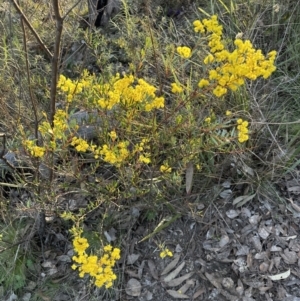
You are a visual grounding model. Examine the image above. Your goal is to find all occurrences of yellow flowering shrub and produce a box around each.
[18,12,278,293]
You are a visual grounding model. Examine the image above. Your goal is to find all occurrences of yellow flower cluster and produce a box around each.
[95,74,164,111]
[72,235,121,289]
[177,46,192,59]
[24,109,73,157]
[54,71,165,166]
[139,154,151,164]
[23,140,45,158]
[193,15,277,97]
[93,142,130,167]
[237,118,249,143]
[160,247,173,259]
[71,137,90,152]
[103,141,151,165]
[94,137,151,166]
[39,110,69,141]
[56,73,164,167]
[133,138,151,164]
[57,70,93,102]
[24,109,76,157]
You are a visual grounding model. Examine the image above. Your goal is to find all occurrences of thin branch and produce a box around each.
[10,0,53,60]
[63,0,84,19]
[50,0,63,127]
[19,3,40,184]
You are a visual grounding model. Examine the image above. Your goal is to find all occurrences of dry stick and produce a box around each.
[19,5,40,186]
[10,0,53,60]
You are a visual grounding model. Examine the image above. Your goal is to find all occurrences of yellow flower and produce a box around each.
[204,117,211,124]
[160,248,173,259]
[204,53,214,64]
[73,237,89,253]
[71,137,90,152]
[198,79,210,88]
[139,154,151,164]
[104,245,113,252]
[111,248,121,260]
[242,121,248,127]
[177,46,192,59]
[71,264,78,270]
[31,146,45,158]
[238,133,249,143]
[193,20,205,33]
[24,139,46,158]
[109,131,117,141]
[160,164,172,173]
[171,83,183,94]
[212,85,227,97]
[226,110,232,116]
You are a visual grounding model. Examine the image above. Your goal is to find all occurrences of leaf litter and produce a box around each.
[120,182,300,301]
